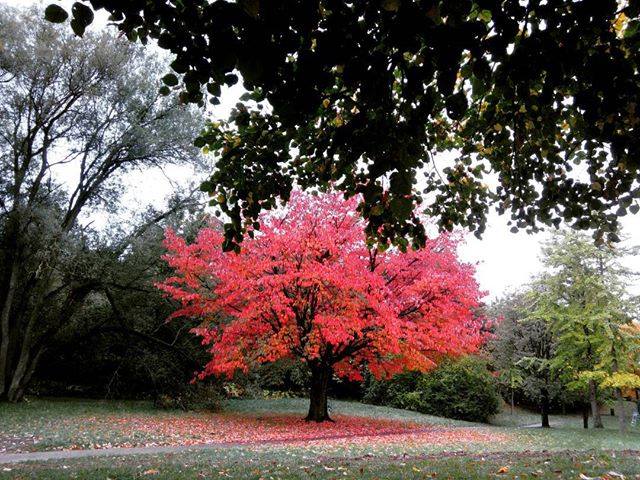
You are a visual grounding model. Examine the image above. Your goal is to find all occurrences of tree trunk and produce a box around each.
[540,386,550,428]
[306,365,332,422]
[0,260,19,397]
[510,389,514,415]
[581,405,589,429]
[615,387,627,433]
[589,379,604,428]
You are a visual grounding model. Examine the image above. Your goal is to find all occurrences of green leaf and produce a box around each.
[446,92,468,121]
[479,9,492,23]
[70,2,94,37]
[224,73,239,86]
[44,4,69,23]
[70,18,85,37]
[162,73,179,86]
[624,20,639,38]
[170,59,189,74]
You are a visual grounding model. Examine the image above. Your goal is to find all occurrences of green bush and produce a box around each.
[363,370,420,406]
[363,356,500,423]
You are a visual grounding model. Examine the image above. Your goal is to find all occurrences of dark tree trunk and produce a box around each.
[540,386,550,428]
[0,254,20,398]
[510,389,515,415]
[306,365,332,422]
[589,379,604,428]
[582,405,589,429]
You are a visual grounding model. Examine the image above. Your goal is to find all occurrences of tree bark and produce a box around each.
[306,365,332,422]
[589,379,604,428]
[582,405,589,429]
[540,386,550,428]
[510,388,514,415]
[0,258,19,397]
[615,387,627,433]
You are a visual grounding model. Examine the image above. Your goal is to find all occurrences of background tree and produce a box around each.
[45,1,640,251]
[489,292,569,428]
[531,231,640,431]
[158,190,485,421]
[0,6,203,401]
[33,206,217,405]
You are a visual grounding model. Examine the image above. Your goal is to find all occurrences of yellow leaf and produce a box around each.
[614,12,628,33]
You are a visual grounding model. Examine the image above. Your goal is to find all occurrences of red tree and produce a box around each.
[158,191,485,421]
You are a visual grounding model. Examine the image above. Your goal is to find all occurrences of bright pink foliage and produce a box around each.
[157,191,485,382]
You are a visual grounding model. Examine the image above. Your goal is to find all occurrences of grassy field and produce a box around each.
[2,449,640,479]
[1,398,640,479]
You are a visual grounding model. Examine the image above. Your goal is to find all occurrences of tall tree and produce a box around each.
[45,1,640,251]
[158,190,485,421]
[0,6,202,401]
[532,231,640,431]
[489,292,564,428]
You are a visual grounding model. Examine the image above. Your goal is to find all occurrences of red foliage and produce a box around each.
[106,413,506,449]
[111,413,426,447]
[157,191,485,383]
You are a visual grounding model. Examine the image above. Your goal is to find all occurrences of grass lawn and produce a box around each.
[1,398,640,478]
[1,449,640,479]
[0,398,476,454]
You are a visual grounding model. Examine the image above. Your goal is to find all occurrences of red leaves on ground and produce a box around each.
[109,413,425,446]
[76,413,507,449]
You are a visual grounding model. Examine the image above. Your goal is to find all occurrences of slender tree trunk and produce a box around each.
[615,387,627,433]
[540,386,550,428]
[510,388,514,415]
[582,405,589,429]
[306,365,332,422]
[589,379,604,428]
[0,260,19,397]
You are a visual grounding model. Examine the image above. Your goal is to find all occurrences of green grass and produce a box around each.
[489,402,639,429]
[2,397,640,479]
[0,398,180,453]
[0,397,474,454]
[1,449,639,479]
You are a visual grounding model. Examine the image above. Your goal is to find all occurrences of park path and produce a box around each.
[0,426,446,464]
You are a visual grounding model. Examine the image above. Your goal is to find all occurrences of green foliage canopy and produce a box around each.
[46,1,640,250]
[531,231,640,393]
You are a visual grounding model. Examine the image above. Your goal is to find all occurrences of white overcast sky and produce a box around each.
[4,0,640,301]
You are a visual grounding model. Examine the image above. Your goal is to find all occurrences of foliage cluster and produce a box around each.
[0,6,205,402]
[364,357,501,423]
[158,190,485,420]
[489,230,640,430]
[45,0,640,252]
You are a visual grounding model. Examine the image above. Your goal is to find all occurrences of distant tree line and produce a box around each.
[488,231,640,432]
